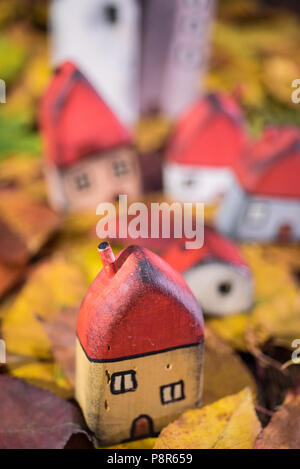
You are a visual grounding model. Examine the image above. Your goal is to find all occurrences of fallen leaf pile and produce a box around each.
[0,0,300,450]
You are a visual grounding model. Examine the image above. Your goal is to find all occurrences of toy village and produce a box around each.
[0,0,300,451]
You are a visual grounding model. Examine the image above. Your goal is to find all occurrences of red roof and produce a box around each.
[77,246,204,361]
[40,62,132,168]
[236,126,300,198]
[162,226,248,273]
[165,93,248,167]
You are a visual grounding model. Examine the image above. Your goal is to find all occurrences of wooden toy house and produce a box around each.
[50,0,141,125]
[163,93,248,203]
[163,227,253,317]
[40,62,142,212]
[76,242,204,446]
[216,126,300,241]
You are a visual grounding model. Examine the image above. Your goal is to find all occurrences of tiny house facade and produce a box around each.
[76,244,204,445]
[163,93,248,203]
[40,62,142,212]
[217,127,300,241]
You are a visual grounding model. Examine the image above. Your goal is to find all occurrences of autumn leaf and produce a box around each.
[0,188,61,258]
[105,439,157,450]
[208,243,300,352]
[0,218,28,266]
[154,388,261,449]
[2,255,88,360]
[203,327,256,406]
[38,307,78,387]
[7,357,73,399]
[0,154,46,201]
[0,261,24,298]
[0,376,91,449]
[255,395,300,449]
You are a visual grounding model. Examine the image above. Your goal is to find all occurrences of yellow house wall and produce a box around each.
[75,338,204,446]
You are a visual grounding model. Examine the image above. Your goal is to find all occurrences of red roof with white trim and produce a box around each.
[40,62,132,168]
[162,226,249,274]
[77,245,204,361]
[165,93,248,167]
[236,126,300,198]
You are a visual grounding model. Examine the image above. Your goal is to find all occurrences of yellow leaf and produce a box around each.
[154,388,261,449]
[2,255,88,359]
[135,116,173,153]
[203,328,257,405]
[7,358,73,399]
[103,438,156,450]
[0,156,47,201]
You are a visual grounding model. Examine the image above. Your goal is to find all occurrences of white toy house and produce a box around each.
[216,126,300,242]
[50,0,217,124]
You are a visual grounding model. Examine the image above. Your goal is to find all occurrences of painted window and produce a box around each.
[182,175,196,188]
[103,4,119,24]
[245,202,268,226]
[160,380,185,405]
[112,159,131,177]
[74,173,90,191]
[110,370,137,395]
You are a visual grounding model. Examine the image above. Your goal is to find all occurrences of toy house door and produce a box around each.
[278,223,292,241]
[131,414,154,439]
[50,0,141,126]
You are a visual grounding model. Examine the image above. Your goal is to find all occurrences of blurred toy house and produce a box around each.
[50,0,217,125]
[163,226,253,316]
[40,62,141,212]
[217,126,300,241]
[163,93,248,203]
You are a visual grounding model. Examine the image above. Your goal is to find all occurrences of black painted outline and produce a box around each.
[160,380,185,405]
[77,336,203,363]
[110,370,137,395]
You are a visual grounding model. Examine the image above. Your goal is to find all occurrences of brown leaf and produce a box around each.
[0,375,91,449]
[0,188,61,258]
[255,395,300,449]
[0,218,28,266]
[38,307,78,387]
[203,327,257,405]
[0,261,24,298]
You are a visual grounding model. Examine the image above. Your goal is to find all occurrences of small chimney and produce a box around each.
[98,242,117,278]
